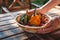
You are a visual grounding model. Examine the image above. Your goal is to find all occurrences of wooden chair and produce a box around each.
[2,0,32,13]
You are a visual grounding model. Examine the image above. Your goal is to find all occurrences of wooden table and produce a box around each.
[0,12,28,40]
[0,7,60,40]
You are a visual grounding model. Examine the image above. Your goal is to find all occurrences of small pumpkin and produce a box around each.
[24,15,28,24]
[20,14,26,24]
[29,14,41,26]
[20,14,30,24]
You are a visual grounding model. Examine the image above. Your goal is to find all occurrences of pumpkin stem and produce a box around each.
[34,7,38,16]
[26,9,28,15]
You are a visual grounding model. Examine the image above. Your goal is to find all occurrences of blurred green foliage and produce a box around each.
[32,0,45,6]
[32,0,49,6]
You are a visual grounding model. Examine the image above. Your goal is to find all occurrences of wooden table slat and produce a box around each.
[3,33,28,40]
[0,14,11,18]
[0,28,23,38]
[0,24,19,32]
[0,16,14,22]
[0,19,16,26]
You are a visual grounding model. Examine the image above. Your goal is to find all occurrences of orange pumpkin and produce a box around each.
[29,14,41,26]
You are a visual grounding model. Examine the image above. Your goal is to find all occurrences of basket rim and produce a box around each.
[15,13,52,29]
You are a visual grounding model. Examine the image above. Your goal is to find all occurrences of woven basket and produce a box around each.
[16,13,60,34]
